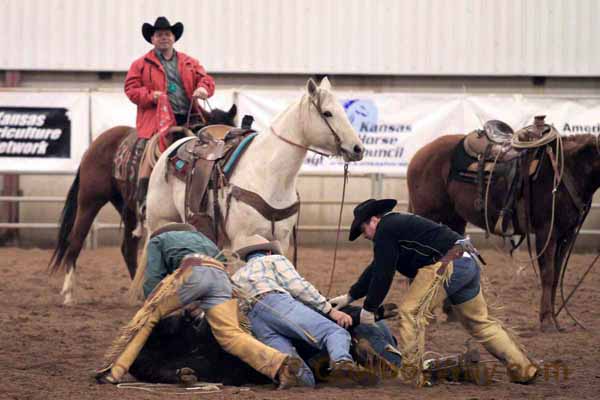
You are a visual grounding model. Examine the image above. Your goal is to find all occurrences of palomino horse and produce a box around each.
[143,77,364,263]
[49,106,237,305]
[407,132,600,332]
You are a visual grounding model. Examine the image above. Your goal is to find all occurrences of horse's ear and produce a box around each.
[228,104,237,118]
[307,78,318,98]
[319,76,331,91]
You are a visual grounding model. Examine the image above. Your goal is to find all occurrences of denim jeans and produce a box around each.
[248,292,353,387]
[176,266,232,310]
[444,256,481,305]
[352,321,401,367]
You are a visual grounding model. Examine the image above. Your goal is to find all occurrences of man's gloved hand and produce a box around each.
[193,87,209,100]
[359,308,376,325]
[330,293,353,310]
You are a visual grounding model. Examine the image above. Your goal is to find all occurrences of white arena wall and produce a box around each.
[2,0,600,250]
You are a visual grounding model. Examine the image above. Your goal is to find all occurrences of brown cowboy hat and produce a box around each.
[234,235,283,261]
[349,198,397,241]
[142,17,184,43]
[150,222,196,239]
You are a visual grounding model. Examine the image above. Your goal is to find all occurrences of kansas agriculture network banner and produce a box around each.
[0,91,89,173]
[237,91,600,175]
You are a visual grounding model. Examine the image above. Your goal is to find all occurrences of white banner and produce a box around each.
[0,91,89,173]
[90,90,235,139]
[237,91,600,175]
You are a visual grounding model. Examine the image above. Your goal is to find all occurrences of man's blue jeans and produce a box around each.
[353,321,401,367]
[444,256,481,305]
[248,292,353,387]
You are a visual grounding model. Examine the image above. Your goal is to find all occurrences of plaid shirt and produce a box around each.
[231,254,332,314]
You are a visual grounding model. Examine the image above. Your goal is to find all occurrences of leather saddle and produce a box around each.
[463,120,521,162]
[167,126,257,243]
[450,118,553,239]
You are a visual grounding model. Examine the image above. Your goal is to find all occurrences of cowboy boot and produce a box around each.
[95,293,183,384]
[453,290,539,384]
[328,359,380,387]
[423,346,493,386]
[352,338,399,380]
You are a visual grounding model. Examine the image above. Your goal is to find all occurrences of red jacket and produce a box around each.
[124,50,215,139]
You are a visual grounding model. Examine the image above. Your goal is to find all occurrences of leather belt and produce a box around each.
[250,290,282,307]
[436,244,464,276]
[439,244,464,265]
[180,253,226,271]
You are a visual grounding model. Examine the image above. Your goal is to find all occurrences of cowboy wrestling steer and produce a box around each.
[130,304,402,385]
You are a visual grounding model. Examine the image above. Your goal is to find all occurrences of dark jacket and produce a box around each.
[349,212,462,312]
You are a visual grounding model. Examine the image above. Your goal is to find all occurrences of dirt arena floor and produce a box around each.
[1,245,599,400]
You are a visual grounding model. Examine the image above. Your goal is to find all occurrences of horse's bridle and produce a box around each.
[270,91,344,158]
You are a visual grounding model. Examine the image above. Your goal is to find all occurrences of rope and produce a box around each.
[482,147,539,286]
[326,162,349,297]
[484,128,564,265]
[557,252,599,317]
[116,382,222,395]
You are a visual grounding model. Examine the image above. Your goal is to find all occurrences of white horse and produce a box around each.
[143,77,364,258]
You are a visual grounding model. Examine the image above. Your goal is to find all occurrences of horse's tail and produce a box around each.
[48,169,80,274]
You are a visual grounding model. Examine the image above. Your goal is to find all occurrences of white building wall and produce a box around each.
[2,0,600,76]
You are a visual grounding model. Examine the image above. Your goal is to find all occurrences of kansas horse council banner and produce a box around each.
[0,91,89,173]
[237,91,600,175]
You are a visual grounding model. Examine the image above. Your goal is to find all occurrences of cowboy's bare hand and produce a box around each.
[329,308,352,328]
[153,91,163,102]
[193,87,209,100]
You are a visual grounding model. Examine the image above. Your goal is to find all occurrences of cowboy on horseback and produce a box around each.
[125,16,215,216]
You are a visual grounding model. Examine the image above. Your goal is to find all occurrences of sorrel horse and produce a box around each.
[48,106,237,305]
[131,77,364,293]
[407,132,600,332]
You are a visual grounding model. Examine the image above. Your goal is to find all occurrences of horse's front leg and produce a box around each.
[536,228,560,332]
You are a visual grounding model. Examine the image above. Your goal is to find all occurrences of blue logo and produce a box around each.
[343,99,378,132]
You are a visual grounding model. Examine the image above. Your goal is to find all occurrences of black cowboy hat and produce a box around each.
[348,198,397,241]
[142,17,184,43]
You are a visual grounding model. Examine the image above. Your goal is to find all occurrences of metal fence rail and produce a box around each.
[1,173,599,248]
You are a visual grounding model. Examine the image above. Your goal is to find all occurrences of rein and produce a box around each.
[185,95,208,127]
[326,162,349,297]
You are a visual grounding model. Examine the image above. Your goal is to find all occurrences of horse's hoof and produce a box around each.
[63,295,75,306]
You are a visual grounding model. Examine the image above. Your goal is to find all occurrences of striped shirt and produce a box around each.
[231,254,332,314]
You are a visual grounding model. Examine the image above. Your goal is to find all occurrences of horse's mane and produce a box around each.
[561,133,596,143]
[560,133,597,153]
